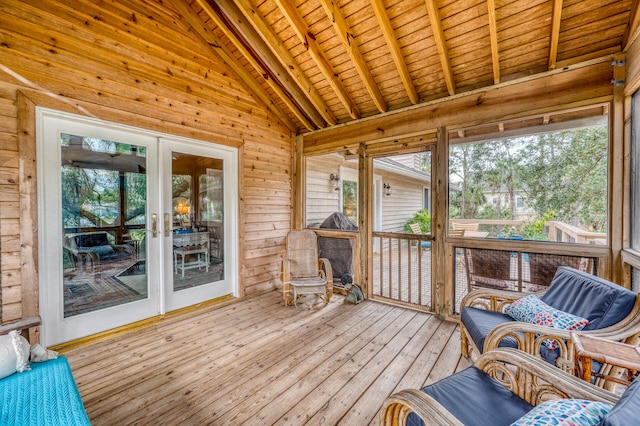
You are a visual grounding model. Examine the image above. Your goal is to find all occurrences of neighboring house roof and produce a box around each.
[373,157,431,183]
[374,157,464,191]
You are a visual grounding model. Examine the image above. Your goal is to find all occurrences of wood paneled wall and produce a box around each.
[0,0,293,321]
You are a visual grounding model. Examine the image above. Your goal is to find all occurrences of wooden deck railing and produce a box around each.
[313,226,606,316]
[371,231,433,310]
[547,221,607,245]
[450,219,606,244]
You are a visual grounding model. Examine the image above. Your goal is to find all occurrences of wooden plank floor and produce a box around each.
[62,290,471,425]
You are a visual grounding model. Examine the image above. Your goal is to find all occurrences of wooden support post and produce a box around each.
[293,135,304,229]
[611,53,626,284]
[17,91,39,343]
[358,143,368,296]
[434,127,449,318]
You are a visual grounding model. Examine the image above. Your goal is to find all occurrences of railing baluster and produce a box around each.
[387,237,392,299]
[378,236,383,297]
[417,240,422,305]
[407,238,412,303]
[397,237,402,301]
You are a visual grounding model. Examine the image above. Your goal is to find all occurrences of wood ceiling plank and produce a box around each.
[495,0,548,21]
[499,26,549,51]
[216,0,338,126]
[561,1,629,31]
[424,0,456,95]
[370,0,419,104]
[558,26,627,62]
[487,0,501,83]
[273,0,361,119]
[440,1,487,33]
[496,1,550,33]
[560,16,629,45]
[318,0,388,112]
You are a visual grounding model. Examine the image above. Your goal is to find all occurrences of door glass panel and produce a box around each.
[171,152,224,291]
[61,134,148,317]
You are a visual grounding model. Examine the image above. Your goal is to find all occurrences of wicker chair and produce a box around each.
[460,267,640,389]
[380,348,628,426]
[280,229,333,308]
[409,223,432,249]
[525,252,585,292]
[464,248,512,291]
[452,222,479,232]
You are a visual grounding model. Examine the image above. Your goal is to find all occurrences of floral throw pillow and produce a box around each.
[510,399,612,426]
[504,295,589,350]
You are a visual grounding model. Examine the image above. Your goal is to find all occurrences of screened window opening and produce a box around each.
[448,107,609,244]
[631,91,640,251]
[304,152,359,228]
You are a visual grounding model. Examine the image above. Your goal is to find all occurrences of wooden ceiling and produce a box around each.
[180,0,639,134]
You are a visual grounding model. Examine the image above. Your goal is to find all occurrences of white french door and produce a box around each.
[37,109,237,346]
[160,138,237,312]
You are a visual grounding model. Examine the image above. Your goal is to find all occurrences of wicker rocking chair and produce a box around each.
[280,230,333,308]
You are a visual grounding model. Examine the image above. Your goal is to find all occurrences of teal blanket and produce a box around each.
[0,356,90,425]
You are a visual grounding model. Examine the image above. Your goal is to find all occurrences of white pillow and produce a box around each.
[0,331,31,379]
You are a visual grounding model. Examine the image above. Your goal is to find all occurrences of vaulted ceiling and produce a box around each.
[177,0,639,134]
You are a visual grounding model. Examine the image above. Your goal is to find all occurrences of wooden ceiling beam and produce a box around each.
[162,0,297,132]
[452,115,605,146]
[548,0,563,70]
[209,0,328,128]
[273,0,361,120]
[302,58,613,148]
[196,0,317,130]
[227,0,338,126]
[318,0,387,113]
[487,0,500,84]
[369,0,418,105]
[424,0,456,96]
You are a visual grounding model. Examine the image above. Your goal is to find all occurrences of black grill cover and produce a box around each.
[317,212,357,283]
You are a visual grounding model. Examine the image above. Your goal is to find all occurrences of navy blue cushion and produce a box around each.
[541,267,636,330]
[406,366,534,426]
[75,232,110,248]
[461,307,519,354]
[90,245,116,258]
[600,375,640,426]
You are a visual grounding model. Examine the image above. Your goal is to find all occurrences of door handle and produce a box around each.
[145,213,158,238]
[164,213,172,237]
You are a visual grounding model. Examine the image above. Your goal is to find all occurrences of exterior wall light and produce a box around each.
[330,173,340,191]
[383,183,392,196]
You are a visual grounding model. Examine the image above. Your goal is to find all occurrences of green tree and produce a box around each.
[449,144,490,218]
[342,180,357,222]
[519,128,607,232]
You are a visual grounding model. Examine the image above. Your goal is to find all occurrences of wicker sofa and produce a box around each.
[64,231,134,268]
[460,266,640,376]
[379,348,638,426]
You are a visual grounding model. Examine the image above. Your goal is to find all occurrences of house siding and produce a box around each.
[304,154,428,233]
[0,0,293,321]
